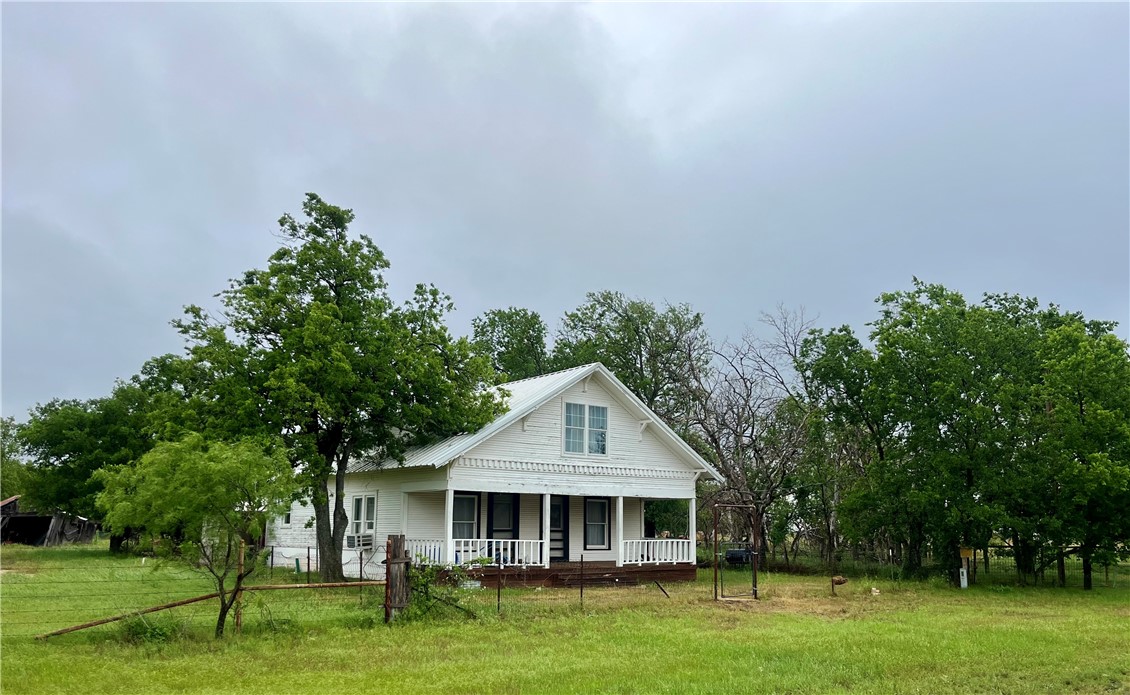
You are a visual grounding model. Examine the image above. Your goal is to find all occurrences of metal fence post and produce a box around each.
[580,554,584,610]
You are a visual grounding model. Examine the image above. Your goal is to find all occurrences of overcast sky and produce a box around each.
[3,3,1128,418]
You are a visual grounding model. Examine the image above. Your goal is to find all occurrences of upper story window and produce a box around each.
[565,402,608,455]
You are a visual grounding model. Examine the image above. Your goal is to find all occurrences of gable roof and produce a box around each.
[350,363,724,482]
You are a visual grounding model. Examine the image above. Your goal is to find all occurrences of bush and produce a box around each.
[401,562,476,623]
[118,614,188,644]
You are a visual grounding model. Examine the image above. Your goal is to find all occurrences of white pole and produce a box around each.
[443,488,455,565]
[542,493,551,568]
[615,496,624,567]
[688,496,697,564]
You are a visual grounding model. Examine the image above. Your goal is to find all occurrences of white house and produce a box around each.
[266,363,723,582]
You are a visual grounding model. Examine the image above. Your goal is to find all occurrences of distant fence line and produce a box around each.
[744,540,1127,588]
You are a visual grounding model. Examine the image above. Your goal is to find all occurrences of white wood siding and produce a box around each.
[519,493,542,540]
[266,465,449,554]
[406,491,446,539]
[464,380,697,476]
[448,377,697,510]
[267,500,317,550]
[624,497,643,541]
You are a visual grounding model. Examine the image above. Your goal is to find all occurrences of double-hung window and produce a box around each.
[453,494,478,539]
[584,498,610,550]
[351,495,376,535]
[565,403,608,455]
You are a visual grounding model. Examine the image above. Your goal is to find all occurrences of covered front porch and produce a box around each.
[403,489,697,570]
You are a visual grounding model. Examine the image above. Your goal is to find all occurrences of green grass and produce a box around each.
[2,543,1128,694]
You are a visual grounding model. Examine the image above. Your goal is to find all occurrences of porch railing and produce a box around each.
[622,539,695,565]
[407,538,445,565]
[453,539,545,567]
[406,539,547,568]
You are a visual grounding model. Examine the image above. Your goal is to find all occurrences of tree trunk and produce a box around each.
[312,483,343,582]
[215,593,234,638]
[328,455,351,582]
[1056,549,1066,588]
[1082,554,1093,591]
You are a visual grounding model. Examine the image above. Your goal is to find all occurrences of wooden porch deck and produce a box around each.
[461,561,698,588]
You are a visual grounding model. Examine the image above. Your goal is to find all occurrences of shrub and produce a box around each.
[118,614,188,644]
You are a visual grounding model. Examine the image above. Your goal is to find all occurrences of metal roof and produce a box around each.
[348,363,723,482]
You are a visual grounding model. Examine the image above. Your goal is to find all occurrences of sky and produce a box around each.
[2,2,1128,418]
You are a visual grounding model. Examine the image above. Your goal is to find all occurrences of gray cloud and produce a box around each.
[3,3,1127,417]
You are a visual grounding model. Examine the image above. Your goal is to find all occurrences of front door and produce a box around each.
[549,495,568,562]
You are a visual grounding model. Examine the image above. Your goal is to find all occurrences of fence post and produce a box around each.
[307,547,311,584]
[752,510,760,600]
[384,536,392,622]
[580,554,584,610]
[385,535,409,623]
[270,546,274,579]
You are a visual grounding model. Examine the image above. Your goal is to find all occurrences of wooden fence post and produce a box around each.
[385,534,410,623]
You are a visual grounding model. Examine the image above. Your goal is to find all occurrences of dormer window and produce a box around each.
[565,402,608,455]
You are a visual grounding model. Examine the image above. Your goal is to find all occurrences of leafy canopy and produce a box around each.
[97,435,296,637]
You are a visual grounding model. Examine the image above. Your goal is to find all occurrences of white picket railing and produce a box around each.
[622,539,695,565]
[453,539,545,567]
[406,539,548,567]
[407,538,445,565]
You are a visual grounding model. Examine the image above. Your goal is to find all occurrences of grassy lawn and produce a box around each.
[2,544,1128,694]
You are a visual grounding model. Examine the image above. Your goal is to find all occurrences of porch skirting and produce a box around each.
[450,562,697,588]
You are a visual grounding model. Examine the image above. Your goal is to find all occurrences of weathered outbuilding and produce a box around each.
[1,495,98,546]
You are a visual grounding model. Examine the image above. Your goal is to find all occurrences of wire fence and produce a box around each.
[0,545,390,639]
[0,543,709,640]
[754,541,1129,588]
[4,540,1126,642]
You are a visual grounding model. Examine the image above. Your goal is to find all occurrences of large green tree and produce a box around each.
[97,435,296,637]
[174,194,505,581]
[1037,321,1130,589]
[554,291,710,424]
[1,416,29,500]
[800,280,1130,585]
[471,307,550,382]
[17,381,155,519]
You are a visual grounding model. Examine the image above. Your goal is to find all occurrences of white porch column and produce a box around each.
[615,496,624,567]
[542,493,551,568]
[688,497,697,564]
[443,488,455,565]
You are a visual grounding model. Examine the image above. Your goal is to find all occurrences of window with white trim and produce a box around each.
[453,494,478,539]
[351,495,376,535]
[584,497,610,550]
[282,511,292,526]
[565,403,608,455]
